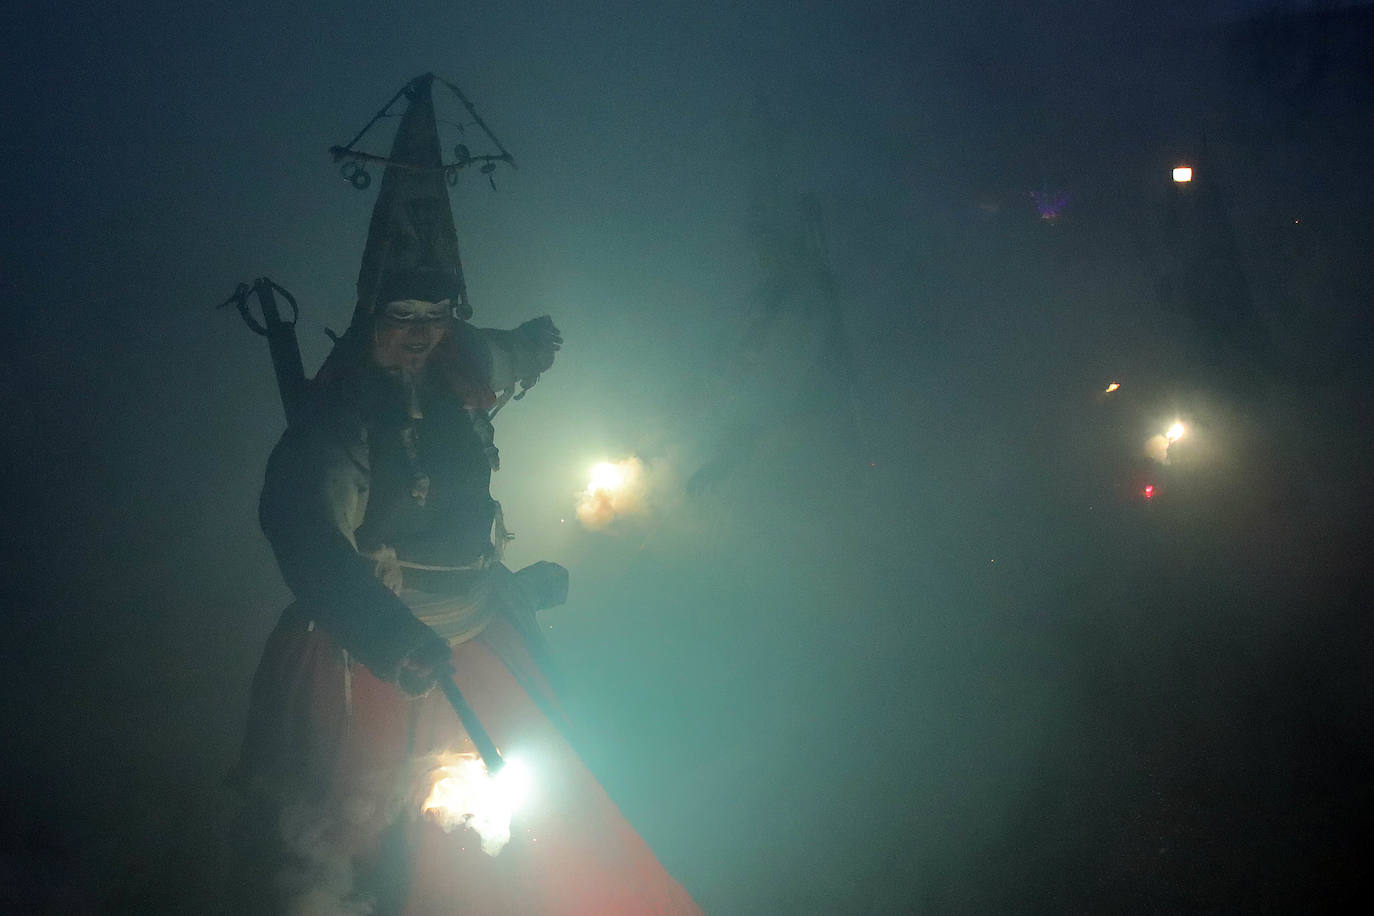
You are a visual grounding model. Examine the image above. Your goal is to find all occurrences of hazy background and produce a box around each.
[3,1,1372,911]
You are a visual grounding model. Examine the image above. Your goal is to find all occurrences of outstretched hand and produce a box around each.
[494,560,570,614]
[517,316,563,377]
[514,560,569,609]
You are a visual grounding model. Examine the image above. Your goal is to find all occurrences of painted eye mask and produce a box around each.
[378,299,454,327]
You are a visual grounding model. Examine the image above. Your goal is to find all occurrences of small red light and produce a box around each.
[1143,485,1155,499]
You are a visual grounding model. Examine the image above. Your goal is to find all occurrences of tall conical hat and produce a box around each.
[353,73,471,327]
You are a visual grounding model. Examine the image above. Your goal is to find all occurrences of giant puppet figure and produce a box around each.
[231,74,701,916]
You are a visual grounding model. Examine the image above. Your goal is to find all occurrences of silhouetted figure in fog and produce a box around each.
[687,192,861,497]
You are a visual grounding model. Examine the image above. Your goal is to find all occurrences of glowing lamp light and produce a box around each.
[1166,421,1186,443]
[1104,382,1121,393]
[1172,166,1193,183]
[1143,484,1155,500]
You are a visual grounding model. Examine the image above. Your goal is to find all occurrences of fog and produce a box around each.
[3,1,1372,912]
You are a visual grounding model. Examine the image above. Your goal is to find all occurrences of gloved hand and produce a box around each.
[494,561,570,615]
[514,316,563,378]
[514,561,569,609]
[396,630,452,698]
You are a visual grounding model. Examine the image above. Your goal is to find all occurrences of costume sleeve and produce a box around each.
[477,328,528,395]
[259,414,439,684]
[433,319,557,404]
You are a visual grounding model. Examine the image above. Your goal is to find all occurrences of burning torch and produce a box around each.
[423,666,536,855]
[436,666,506,773]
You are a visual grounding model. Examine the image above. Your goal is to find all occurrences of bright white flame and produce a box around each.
[576,455,647,530]
[1173,166,1193,183]
[421,753,534,856]
[589,461,625,493]
[493,757,535,811]
[1104,381,1121,393]
[1166,421,1186,443]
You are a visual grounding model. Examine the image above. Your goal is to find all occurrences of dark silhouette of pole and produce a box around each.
[438,668,506,773]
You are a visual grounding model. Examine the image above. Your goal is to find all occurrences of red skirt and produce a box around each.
[237,611,702,916]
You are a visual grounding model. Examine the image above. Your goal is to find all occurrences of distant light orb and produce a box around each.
[1172,166,1193,183]
[1166,421,1186,443]
[1104,381,1121,393]
[1143,484,1155,499]
[589,462,624,492]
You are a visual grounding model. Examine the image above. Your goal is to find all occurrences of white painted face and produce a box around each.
[371,299,452,371]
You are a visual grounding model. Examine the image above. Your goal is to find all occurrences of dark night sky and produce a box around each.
[3,1,1373,912]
